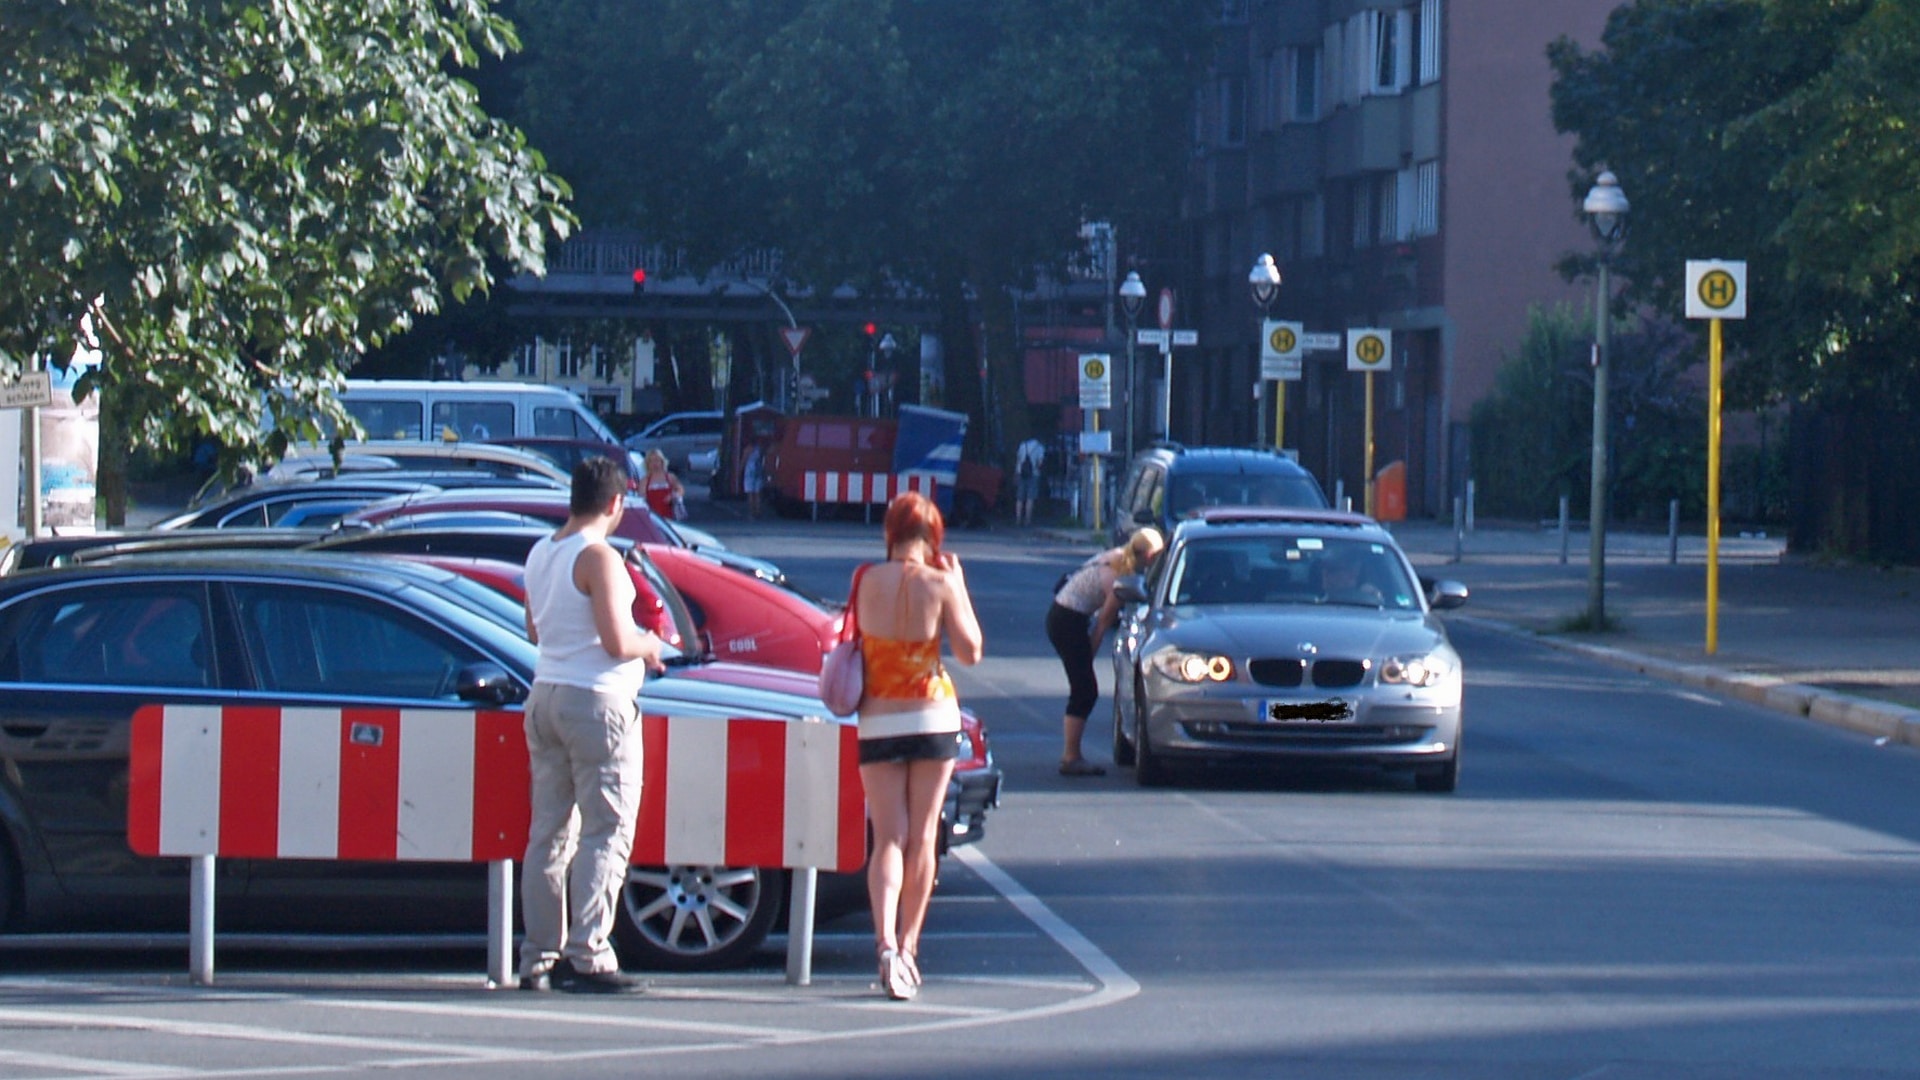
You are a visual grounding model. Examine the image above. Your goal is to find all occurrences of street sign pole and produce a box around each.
[1686,259,1747,654]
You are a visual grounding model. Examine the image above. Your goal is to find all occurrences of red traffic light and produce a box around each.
[631,268,647,293]
[862,321,877,337]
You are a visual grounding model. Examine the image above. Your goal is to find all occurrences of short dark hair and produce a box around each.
[570,456,628,515]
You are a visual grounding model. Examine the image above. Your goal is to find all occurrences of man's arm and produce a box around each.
[575,543,665,669]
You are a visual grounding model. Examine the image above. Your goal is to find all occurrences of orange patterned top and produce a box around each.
[859,634,956,703]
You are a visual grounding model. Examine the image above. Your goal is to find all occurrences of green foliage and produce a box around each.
[0,0,574,472]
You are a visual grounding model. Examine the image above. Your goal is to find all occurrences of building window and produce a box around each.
[591,345,620,382]
[1352,183,1374,249]
[1415,160,1439,236]
[1377,174,1399,245]
[1347,8,1413,98]
[1282,45,1320,122]
[513,341,540,379]
[1418,0,1442,85]
[1220,77,1246,146]
[554,339,580,380]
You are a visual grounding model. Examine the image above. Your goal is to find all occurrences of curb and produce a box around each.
[1453,614,1920,749]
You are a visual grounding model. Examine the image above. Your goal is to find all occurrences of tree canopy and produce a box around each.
[0,0,573,470]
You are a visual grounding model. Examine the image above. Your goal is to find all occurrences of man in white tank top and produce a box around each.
[518,457,665,993]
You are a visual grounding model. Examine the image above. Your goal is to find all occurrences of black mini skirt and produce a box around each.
[857,731,961,765]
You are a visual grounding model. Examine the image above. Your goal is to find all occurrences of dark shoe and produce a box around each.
[517,970,552,992]
[554,965,649,995]
[1059,759,1106,777]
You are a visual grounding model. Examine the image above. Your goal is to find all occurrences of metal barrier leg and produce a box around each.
[487,859,515,989]
[785,868,818,986]
[190,855,216,986]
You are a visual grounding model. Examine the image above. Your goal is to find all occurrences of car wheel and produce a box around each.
[1414,754,1459,794]
[1133,696,1171,788]
[614,864,784,971]
[1111,703,1136,767]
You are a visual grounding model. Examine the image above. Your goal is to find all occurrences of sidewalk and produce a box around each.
[1389,519,1920,747]
[1039,515,1920,748]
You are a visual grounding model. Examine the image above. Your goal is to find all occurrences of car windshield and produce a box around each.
[1165,535,1420,610]
[1166,472,1326,519]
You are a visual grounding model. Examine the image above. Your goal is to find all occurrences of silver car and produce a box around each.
[1110,508,1468,791]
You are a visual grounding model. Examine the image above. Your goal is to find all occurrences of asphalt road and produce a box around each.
[2,520,1917,1078]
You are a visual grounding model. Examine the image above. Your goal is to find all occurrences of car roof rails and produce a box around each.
[1193,507,1376,528]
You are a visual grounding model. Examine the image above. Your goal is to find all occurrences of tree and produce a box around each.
[0,0,573,512]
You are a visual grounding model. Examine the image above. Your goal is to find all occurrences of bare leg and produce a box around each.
[859,760,909,953]
[1062,712,1089,764]
[895,757,957,961]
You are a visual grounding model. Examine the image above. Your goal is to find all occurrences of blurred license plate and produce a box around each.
[1266,699,1354,723]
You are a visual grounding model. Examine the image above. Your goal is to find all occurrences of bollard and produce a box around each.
[1334,479,1346,511]
[1466,479,1477,533]
[1559,495,1570,565]
[1669,499,1680,565]
[786,868,818,986]
[1451,496,1464,564]
[191,855,215,986]
[487,859,514,989]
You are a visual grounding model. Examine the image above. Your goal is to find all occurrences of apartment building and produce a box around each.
[1165,0,1612,516]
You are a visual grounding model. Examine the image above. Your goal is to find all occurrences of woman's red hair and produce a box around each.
[884,491,945,558]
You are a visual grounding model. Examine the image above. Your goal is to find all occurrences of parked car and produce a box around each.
[1110,507,1468,791]
[263,440,572,486]
[482,436,646,490]
[1110,443,1329,547]
[339,379,618,444]
[1,528,319,575]
[157,477,464,530]
[623,410,724,474]
[0,551,993,970]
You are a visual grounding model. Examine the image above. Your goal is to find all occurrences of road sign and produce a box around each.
[1170,329,1198,347]
[1157,288,1175,331]
[777,326,812,357]
[1685,260,1747,320]
[1347,328,1392,371]
[1079,353,1112,410]
[1262,319,1304,381]
[1079,430,1112,454]
[1,371,51,410]
[1136,329,1169,347]
[1301,332,1343,352]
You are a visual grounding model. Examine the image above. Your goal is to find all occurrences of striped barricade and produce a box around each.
[127,704,863,985]
[800,471,937,520]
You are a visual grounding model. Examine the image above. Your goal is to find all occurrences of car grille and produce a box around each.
[1248,657,1370,689]
[1182,721,1433,746]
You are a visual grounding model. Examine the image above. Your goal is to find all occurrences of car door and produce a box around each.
[220,580,511,931]
[1110,543,1170,731]
[0,578,247,925]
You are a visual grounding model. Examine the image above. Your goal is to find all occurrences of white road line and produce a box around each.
[0,1048,194,1077]
[307,997,808,1041]
[0,1007,521,1063]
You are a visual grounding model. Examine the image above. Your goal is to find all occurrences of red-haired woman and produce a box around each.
[848,491,983,999]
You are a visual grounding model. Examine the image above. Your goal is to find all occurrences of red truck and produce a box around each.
[719,405,1002,526]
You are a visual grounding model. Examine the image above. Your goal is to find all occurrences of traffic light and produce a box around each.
[631,268,647,295]
[862,321,877,339]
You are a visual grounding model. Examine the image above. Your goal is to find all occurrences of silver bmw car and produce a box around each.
[1110,508,1468,791]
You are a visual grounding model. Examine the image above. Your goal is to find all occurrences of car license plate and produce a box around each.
[1266,699,1354,723]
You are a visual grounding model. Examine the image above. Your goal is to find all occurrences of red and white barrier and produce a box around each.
[800,470,936,505]
[126,703,865,986]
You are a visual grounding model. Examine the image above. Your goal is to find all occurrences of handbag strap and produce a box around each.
[842,563,871,643]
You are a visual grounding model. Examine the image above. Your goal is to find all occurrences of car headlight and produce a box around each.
[1379,652,1452,688]
[1149,648,1235,683]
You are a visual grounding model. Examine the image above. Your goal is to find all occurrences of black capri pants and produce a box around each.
[1046,601,1099,720]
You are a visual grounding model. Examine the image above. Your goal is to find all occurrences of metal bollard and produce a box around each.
[1466,479,1476,533]
[1559,495,1570,565]
[1451,496,1464,564]
[1334,478,1346,511]
[1669,499,1680,564]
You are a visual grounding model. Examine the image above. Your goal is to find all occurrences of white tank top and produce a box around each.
[525,532,649,700]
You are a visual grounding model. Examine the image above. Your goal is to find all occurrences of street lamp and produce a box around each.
[1583,170,1629,627]
[1249,254,1281,449]
[1118,270,1147,462]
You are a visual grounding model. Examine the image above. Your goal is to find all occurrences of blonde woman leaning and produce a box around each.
[1046,528,1165,776]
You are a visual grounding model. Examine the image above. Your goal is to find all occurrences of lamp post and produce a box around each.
[876,332,897,417]
[1249,254,1281,448]
[1583,170,1630,627]
[1119,271,1147,463]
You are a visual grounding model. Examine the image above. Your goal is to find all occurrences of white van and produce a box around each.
[339,380,618,444]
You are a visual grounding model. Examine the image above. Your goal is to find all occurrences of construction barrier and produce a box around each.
[800,471,937,521]
[128,704,862,986]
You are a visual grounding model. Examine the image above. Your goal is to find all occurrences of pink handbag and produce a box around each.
[818,564,870,717]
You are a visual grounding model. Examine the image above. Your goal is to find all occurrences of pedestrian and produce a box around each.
[518,456,667,994]
[742,441,766,520]
[1046,527,1165,776]
[1014,436,1045,526]
[641,449,684,521]
[849,491,984,1000]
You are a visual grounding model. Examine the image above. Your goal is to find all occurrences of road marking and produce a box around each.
[0,1048,195,1077]
[0,1006,524,1062]
[308,997,810,1041]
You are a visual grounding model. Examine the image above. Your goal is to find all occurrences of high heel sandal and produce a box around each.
[877,946,917,1001]
[899,948,921,989]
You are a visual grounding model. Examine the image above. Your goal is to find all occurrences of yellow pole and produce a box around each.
[1091,410,1103,533]
[1363,370,1376,516]
[1274,381,1286,450]
[1706,318,1723,653]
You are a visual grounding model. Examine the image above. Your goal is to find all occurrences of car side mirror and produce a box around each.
[1114,574,1149,605]
[1428,580,1469,610]
[455,662,528,706]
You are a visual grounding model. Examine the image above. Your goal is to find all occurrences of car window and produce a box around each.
[0,582,214,688]
[533,406,583,438]
[432,401,514,442]
[231,583,484,699]
[345,399,424,440]
[1166,536,1418,610]
[1167,471,1326,518]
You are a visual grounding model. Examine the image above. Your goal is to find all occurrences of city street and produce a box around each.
[2,519,1918,1078]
